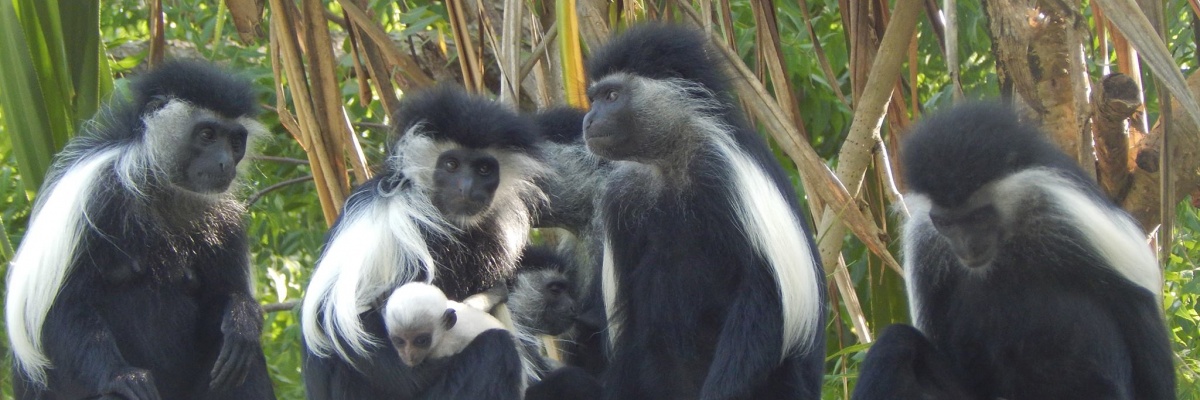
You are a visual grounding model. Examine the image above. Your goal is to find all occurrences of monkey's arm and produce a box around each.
[202,229,266,390]
[698,269,785,400]
[1001,295,1138,400]
[42,271,161,400]
[1122,293,1176,400]
[462,284,509,312]
[851,324,980,400]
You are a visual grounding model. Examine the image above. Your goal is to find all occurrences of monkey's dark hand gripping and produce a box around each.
[210,294,265,390]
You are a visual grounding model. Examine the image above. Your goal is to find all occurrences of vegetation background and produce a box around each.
[0,0,1197,399]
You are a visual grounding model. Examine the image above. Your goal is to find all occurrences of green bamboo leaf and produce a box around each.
[59,0,112,125]
[18,0,75,147]
[0,214,12,263]
[0,0,56,195]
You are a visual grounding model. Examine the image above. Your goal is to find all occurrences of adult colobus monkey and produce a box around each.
[300,86,545,399]
[584,24,826,399]
[854,102,1174,399]
[6,60,275,399]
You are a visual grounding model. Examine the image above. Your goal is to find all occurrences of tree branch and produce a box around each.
[248,175,314,207]
[1092,73,1142,201]
[263,300,300,313]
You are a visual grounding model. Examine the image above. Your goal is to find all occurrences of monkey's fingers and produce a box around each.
[209,340,249,389]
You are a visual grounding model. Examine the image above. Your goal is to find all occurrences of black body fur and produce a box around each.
[10,60,273,400]
[301,87,536,399]
[854,103,1175,399]
[851,325,977,400]
[525,366,602,400]
[586,24,826,400]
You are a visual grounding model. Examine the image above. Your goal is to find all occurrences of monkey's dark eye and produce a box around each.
[605,89,619,102]
[393,337,406,347]
[476,163,493,176]
[443,159,460,172]
[198,128,216,141]
[414,334,432,348]
[546,281,568,295]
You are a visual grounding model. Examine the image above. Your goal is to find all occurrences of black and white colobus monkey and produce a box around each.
[300,86,546,400]
[853,102,1174,399]
[583,24,827,399]
[6,60,275,399]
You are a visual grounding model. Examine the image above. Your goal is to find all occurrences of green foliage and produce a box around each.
[0,1,1198,399]
[1168,201,1200,396]
[0,0,113,195]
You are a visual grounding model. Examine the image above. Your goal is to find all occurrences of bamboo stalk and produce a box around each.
[447,0,484,93]
[813,0,924,275]
[269,0,340,226]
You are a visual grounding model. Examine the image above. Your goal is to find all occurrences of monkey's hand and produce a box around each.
[209,296,264,390]
[100,367,161,400]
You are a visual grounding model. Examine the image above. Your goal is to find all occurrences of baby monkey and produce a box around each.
[383,282,505,367]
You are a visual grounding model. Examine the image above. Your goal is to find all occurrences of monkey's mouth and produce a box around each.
[435,199,490,220]
[181,172,236,194]
[952,246,996,269]
[584,133,617,149]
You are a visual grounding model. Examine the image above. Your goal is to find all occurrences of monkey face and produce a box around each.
[432,149,501,219]
[583,75,645,161]
[177,117,248,194]
[391,330,437,367]
[512,270,578,335]
[928,203,1003,269]
[537,276,578,335]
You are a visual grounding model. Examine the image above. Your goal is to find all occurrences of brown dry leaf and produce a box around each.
[225,0,264,43]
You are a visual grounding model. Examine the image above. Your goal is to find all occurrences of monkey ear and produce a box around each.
[443,309,458,330]
[145,95,170,113]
